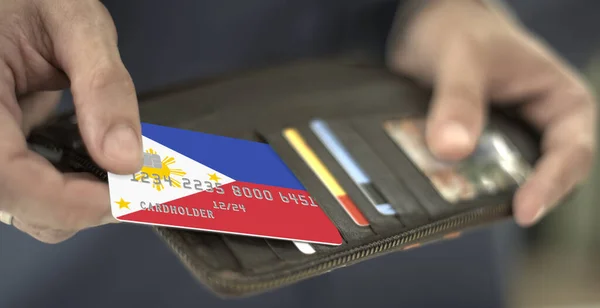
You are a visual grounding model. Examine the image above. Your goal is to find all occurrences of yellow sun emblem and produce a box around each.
[135,148,187,192]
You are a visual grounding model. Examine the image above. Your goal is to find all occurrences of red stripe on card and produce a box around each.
[116,181,343,245]
[337,195,369,226]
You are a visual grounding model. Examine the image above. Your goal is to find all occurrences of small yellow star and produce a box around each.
[208,173,221,183]
[115,198,131,210]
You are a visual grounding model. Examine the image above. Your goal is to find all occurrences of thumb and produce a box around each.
[426,42,488,161]
[40,0,142,174]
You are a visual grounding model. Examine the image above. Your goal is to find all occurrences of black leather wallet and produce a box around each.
[26,60,541,297]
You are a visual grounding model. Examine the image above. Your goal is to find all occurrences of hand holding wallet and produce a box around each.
[26,60,542,297]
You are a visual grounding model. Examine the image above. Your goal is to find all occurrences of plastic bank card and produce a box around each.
[383,118,532,203]
[107,123,343,246]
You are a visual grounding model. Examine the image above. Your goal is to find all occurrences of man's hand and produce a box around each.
[0,0,141,243]
[387,0,596,226]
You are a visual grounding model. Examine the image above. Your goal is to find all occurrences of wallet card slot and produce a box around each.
[179,231,242,271]
[352,113,537,219]
[350,115,454,218]
[221,235,282,270]
[265,239,307,261]
[294,125,405,235]
[257,129,376,244]
[321,119,430,228]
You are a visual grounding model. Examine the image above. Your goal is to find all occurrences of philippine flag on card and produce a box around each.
[107,123,343,246]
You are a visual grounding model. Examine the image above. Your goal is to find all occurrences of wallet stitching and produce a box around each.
[154,203,511,296]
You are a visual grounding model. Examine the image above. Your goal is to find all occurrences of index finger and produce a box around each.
[37,0,142,174]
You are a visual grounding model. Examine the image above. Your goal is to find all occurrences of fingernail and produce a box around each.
[103,124,141,166]
[442,122,471,148]
[434,122,472,160]
[530,205,547,225]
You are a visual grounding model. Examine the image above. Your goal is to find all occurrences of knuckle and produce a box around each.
[565,83,595,109]
[451,26,501,54]
[443,85,482,108]
[456,29,488,49]
[572,140,596,170]
[0,8,33,39]
[96,3,119,41]
[86,59,133,92]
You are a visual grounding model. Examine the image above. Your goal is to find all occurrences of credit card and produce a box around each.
[309,119,395,216]
[283,128,369,226]
[383,118,532,203]
[108,123,343,246]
